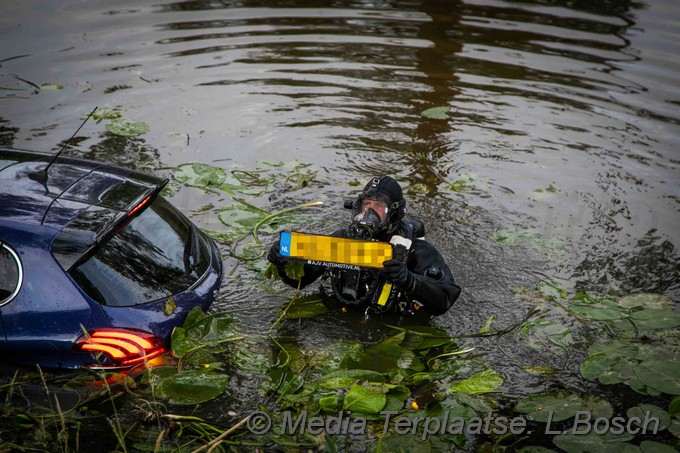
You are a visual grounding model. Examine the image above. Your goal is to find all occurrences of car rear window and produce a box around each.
[69,196,210,307]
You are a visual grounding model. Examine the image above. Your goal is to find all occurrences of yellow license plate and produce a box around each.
[279,231,392,269]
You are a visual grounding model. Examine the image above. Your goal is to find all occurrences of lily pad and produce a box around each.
[568,292,628,320]
[670,396,680,416]
[553,431,634,453]
[317,369,385,390]
[630,309,680,330]
[640,441,677,453]
[618,293,675,310]
[217,203,269,242]
[515,391,584,422]
[105,117,149,136]
[627,404,670,431]
[447,369,503,395]
[421,106,450,120]
[580,353,620,380]
[342,383,387,414]
[174,163,227,188]
[635,361,680,395]
[155,370,229,405]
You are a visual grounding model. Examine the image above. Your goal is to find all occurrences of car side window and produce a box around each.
[0,242,23,305]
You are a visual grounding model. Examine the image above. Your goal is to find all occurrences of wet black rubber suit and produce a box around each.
[268,220,461,316]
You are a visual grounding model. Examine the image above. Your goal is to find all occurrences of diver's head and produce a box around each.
[347,176,405,239]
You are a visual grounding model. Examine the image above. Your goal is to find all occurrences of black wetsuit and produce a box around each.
[272,220,461,316]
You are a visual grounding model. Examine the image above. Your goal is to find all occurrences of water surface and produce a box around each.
[1,0,679,449]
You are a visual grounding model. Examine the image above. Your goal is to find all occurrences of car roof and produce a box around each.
[0,147,167,268]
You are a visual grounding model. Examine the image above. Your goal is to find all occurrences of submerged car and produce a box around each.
[0,147,223,369]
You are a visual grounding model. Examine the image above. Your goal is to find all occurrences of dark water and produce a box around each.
[2,0,679,449]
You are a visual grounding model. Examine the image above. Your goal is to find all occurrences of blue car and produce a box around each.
[0,147,223,369]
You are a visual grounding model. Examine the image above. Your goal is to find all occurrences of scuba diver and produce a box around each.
[267,176,461,316]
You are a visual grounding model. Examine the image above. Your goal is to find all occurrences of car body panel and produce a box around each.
[0,147,223,369]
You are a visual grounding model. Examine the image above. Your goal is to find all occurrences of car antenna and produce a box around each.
[31,106,98,191]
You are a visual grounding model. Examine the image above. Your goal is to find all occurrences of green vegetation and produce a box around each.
[1,161,677,452]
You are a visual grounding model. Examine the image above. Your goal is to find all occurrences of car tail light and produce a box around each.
[128,195,152,217]
[74,328,166,368]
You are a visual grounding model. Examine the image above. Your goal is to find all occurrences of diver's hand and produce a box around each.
[381,258,414,288]
[267,240,287,266]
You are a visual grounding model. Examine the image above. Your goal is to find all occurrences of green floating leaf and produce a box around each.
[580,353,620,380]
[317,369,386,390]
[448,369,503,395]
[174,163,226,188]
[375,433,453,452]
[155,370,229,405]
[618,293,675,310]
[171,308,238,358]
[580,395,614,419]
[631,309,680,330]
[319,395,341,413]
[635,361,680,395]
[553,431,634,453]
[105,117,149,136]
[342,383,387,414]
[384,325,454,351]
[515,391,584,422]
[217,204,268,242]
[85,107,121,121]
[568,303,627,321]
[568,292,627,320]
[627,404,671,431]
[640,441,677,453]
[421,106,451,120]
[669,396,680,417]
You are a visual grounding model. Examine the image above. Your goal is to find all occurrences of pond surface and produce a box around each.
[1,0,679,451]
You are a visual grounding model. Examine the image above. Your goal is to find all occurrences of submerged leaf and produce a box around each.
[284,294,328,318]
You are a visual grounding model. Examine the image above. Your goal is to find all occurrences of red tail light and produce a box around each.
[128,195,152,217]
[74,328,166,368]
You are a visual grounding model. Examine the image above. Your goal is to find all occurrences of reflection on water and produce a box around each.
[2,0,677,324]
[1,0,679,443]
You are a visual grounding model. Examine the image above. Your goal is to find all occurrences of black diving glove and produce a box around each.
[381,258,415,289]
[267,240,287,267]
